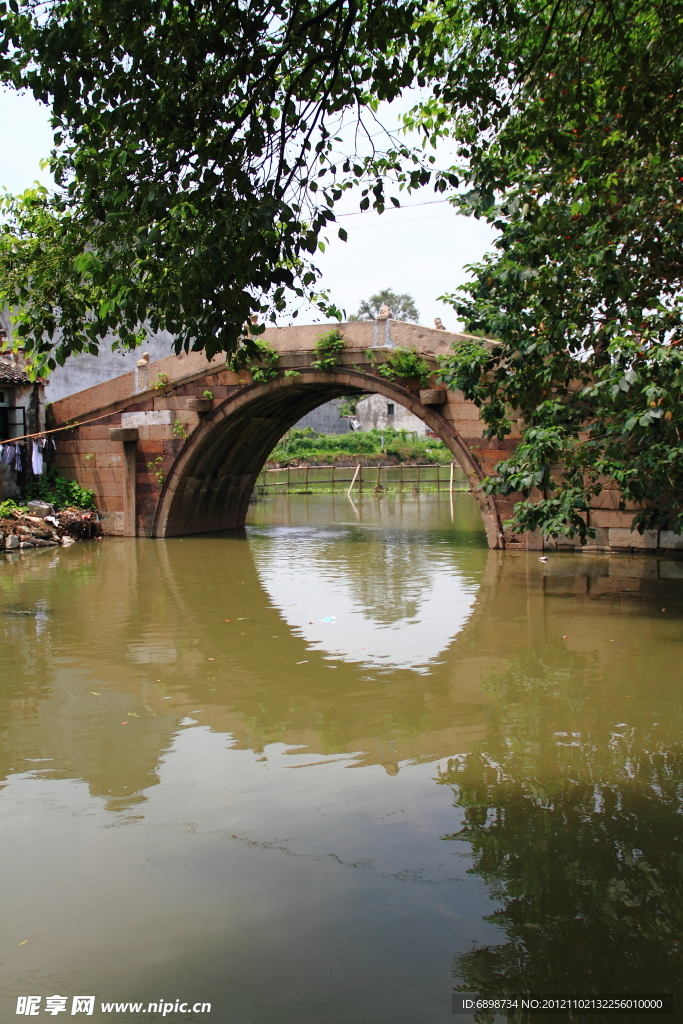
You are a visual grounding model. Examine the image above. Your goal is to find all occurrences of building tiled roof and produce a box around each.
[0,356,32,385]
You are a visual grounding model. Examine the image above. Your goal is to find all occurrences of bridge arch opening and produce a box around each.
[152,369,503,546]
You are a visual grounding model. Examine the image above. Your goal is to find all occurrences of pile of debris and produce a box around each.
[1,501,101,551]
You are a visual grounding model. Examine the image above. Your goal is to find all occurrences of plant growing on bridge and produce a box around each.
[172,418,188,439]
[147,456,165,486]
[151,373,169,391]
[311,330,345,372]
[250,340,279,384]
[368,347,431,388]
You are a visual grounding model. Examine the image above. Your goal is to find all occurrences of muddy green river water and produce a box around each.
[1,493,683,1023]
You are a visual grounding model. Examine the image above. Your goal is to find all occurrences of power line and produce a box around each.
[336,198,451,218]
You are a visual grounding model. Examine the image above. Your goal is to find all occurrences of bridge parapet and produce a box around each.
[49,320,473,425]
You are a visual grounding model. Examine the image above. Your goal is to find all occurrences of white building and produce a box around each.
[354,393,428,435]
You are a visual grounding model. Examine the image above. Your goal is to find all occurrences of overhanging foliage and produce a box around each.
[0,0,443,373]
[421,0,683,539]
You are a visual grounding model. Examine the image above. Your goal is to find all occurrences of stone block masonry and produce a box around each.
[122,410,173,427]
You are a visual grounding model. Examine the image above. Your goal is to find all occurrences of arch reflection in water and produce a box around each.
[247,492,487,672]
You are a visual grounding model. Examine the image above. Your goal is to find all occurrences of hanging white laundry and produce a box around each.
[32,439,44,475]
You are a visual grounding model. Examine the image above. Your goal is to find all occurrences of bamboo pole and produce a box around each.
[449,461,454,493]
[347,463,360,496]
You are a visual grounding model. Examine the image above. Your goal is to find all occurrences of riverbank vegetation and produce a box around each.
[0,470,97,518]
[268,427,452,467]
[424,2,683,542]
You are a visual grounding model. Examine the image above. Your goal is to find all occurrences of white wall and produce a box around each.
[355,393,427,435]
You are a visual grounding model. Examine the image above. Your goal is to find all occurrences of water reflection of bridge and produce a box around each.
[2,532,682,807]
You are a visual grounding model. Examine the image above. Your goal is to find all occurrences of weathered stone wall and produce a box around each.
[295,398,352,434]
[54,364,247,537]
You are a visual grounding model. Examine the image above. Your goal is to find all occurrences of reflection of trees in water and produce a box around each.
[437,650,683,1021]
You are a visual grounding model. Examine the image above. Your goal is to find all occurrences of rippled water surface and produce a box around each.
[2,492,683,1022]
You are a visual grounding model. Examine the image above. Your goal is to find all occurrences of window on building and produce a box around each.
[387,403,395,415]
[0,401,25,442]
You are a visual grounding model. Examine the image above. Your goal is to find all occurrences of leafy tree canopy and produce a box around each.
[0,0,445,374]
[419,0,683,539]
[349,287,419,322]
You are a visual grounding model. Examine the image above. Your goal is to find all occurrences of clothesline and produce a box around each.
[6,371,254,443]
[4,408,128,444]
[1,435,56,474]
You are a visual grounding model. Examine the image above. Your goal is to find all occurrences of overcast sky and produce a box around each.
[0,90,497,332]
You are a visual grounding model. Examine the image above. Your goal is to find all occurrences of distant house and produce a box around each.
[355,393,428,436]
[295,397,352,434]
[0,351,47,499]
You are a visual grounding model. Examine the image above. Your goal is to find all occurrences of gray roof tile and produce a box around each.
[0,357,32,385]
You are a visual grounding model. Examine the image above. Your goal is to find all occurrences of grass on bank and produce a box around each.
[268,427,454,466]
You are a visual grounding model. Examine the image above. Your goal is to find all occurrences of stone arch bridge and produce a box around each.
[50,320,661,552]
